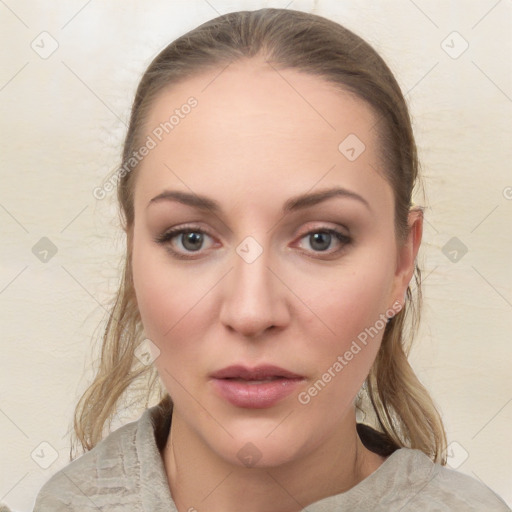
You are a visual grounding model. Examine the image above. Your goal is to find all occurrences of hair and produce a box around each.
[71,7,447,464]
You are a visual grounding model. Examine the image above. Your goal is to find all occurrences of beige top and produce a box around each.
[28,405,509,511]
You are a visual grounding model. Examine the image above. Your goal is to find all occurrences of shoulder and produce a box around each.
[33,415,142,511]
[387,448,510,511]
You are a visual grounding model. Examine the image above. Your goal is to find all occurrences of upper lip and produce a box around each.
[210,365,304,380]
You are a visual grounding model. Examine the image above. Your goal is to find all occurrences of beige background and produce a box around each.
[1,0,511,510]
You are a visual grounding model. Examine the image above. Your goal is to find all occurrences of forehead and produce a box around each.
[134,58,392,213]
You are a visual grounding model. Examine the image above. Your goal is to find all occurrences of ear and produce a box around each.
[390,208,423,308]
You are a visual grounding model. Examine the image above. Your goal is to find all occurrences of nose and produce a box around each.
[219,241,290,339]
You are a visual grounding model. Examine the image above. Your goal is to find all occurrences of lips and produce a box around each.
[210,365,305,409]
[210,365,303,380]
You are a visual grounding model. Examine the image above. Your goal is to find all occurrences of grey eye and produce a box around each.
[308,232,333,251]
[180,232,204,251]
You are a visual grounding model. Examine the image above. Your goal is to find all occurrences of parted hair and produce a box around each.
[71,7,447,464]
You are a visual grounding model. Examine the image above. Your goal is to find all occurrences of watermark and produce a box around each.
[31,31,59,59]
[237,442,263,467]
[442,236,468,263]
[134,338,160,366]
[440,31,469,60]
[297,300,402,405]
[93,96,198,200]
[32,236,58,263]
[445,440,469,469]
[31,441,59,469]
[338,133,366,161]
[503,186,512,200]
[236,236,263,264]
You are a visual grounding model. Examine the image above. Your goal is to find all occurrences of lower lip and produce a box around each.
[211,378,303,409]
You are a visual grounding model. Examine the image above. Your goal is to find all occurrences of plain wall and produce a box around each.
[1,0,511,509]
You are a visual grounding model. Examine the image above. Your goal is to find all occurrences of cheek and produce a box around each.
[131,232,221,378]
[292,250,395,408]
[132,233,194,346]
[132,245,175,339]
[298,251,395,351]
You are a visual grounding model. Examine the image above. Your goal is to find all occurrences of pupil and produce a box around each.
[310,232,331,251]
[182,232,203,251]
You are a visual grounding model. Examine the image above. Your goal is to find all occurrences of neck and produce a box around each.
[162,409,386,512]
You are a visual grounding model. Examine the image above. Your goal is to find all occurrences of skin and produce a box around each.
[130,56,423,512]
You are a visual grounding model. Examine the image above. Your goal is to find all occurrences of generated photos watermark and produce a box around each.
[298,300,402,405]
[93,96,198,200]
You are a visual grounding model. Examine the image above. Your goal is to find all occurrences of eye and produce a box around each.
[296,228,351,255]
[154,226,215,258]
[154,225,351,259]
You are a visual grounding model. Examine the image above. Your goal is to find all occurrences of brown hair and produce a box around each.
[72,7,447,463]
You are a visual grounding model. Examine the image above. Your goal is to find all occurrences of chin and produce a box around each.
[203,415,316,470]
[224,436,304,470]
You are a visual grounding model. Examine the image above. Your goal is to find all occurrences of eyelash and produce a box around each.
[154,224,351,260]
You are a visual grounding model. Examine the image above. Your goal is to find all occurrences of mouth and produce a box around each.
[209,365,305,409]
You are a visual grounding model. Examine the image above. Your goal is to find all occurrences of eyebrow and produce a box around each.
[147,186,371,214]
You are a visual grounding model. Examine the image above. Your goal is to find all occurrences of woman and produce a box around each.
[31,7,509,511]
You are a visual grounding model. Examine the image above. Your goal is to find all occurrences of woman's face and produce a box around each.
[131,57,419,467]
